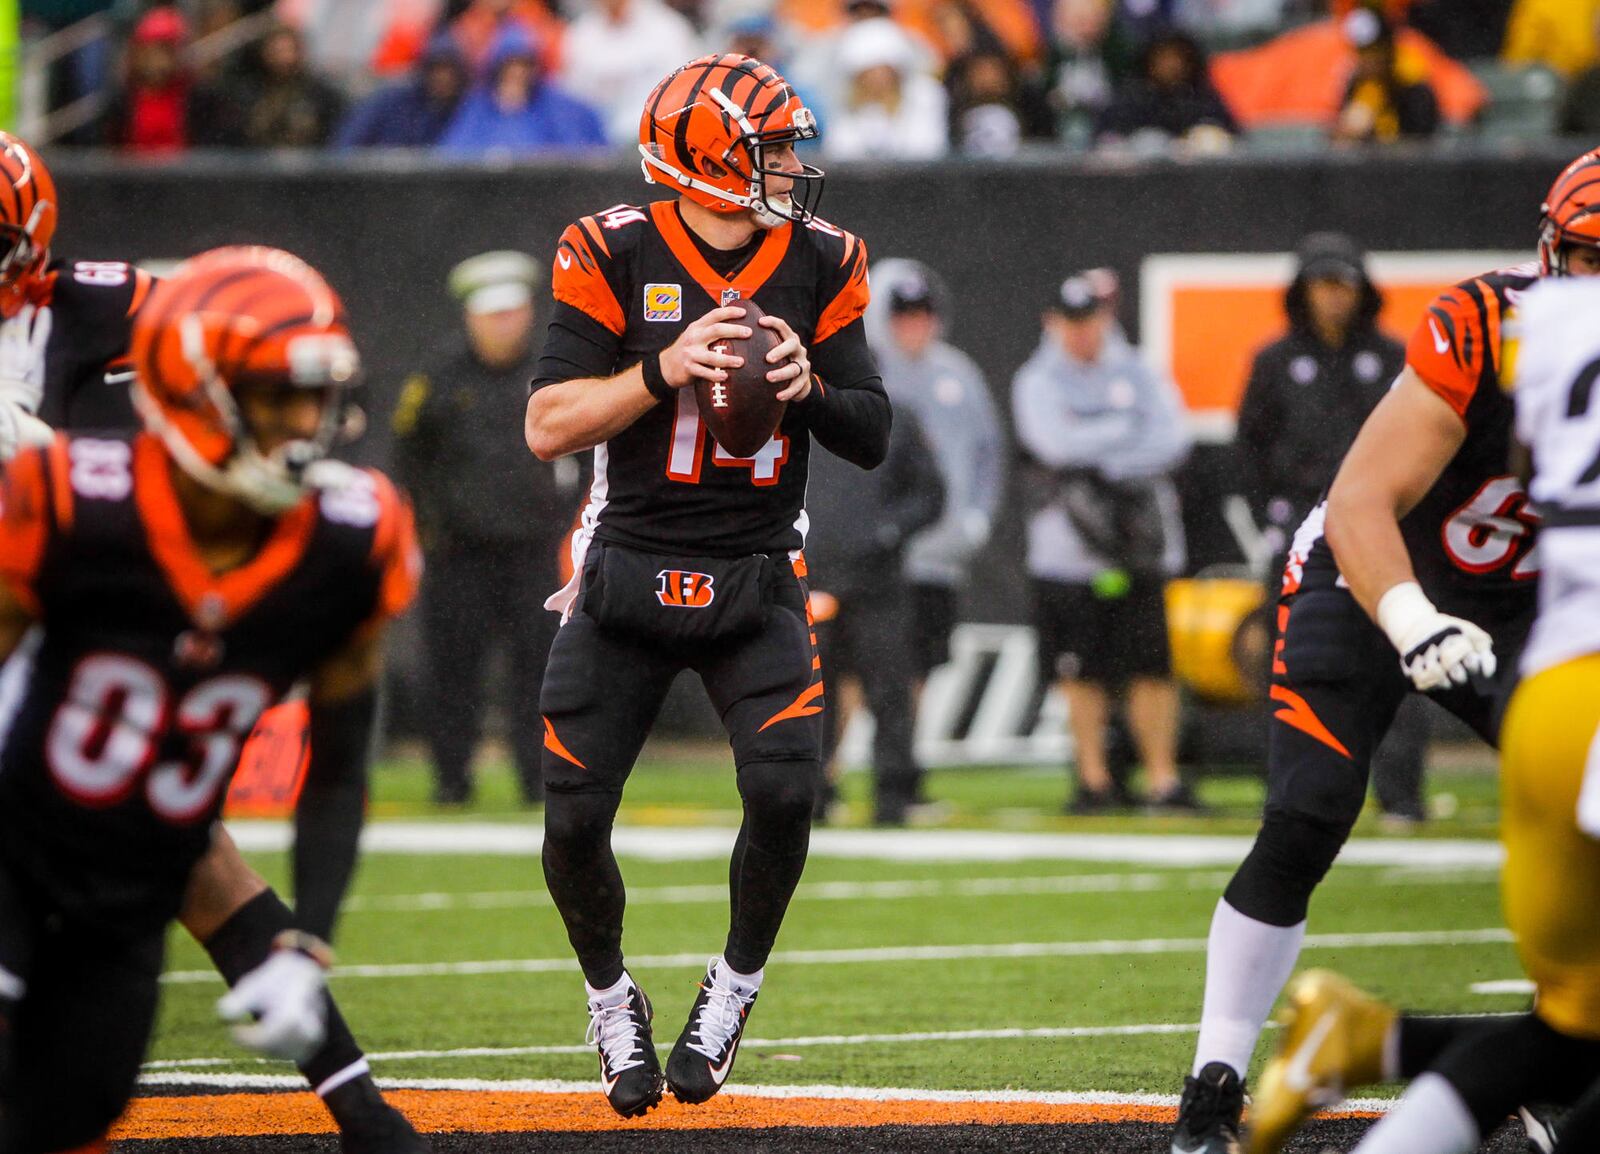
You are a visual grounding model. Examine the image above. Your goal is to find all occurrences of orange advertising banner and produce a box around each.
[1139,251,1529,439]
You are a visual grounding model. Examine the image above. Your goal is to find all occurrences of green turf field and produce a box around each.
[147,747,1522,1100]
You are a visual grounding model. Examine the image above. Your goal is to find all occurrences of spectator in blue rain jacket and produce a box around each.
[438,24,606,156]
[334,31,470,150]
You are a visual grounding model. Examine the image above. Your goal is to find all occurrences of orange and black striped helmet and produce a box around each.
[0,133,57,318]
[130,246,359,513]
[1540,148,1600,276]
[638,54,822,227]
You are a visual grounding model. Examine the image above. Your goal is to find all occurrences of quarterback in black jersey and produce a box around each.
[0,135,427,1150]
[525,54,890,1116]
[1172,150,1600,1154]
[0,247,426,1153]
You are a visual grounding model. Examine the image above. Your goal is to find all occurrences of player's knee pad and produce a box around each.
[735,758,817,855]
[732,755,812,857]
[1223,808,1350,926]
[541,786,623,865]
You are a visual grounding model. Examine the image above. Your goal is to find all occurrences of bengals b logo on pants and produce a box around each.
[657,569,715,607]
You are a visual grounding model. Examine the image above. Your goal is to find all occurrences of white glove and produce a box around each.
[0,304,52,416]
[216,934,331,1062]
[1376,581,1496,693]
[0,398,53,463]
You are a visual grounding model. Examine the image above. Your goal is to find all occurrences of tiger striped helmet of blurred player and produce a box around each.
[0,132,57,319]
[129,245,360,514]
[637,53,823,229]
[1540,147,1600,276]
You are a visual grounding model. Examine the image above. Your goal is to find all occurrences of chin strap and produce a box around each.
[132,381,313,515]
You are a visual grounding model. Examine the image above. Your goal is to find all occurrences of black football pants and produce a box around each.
[1225,587,1530,927]
[420,538,560,799]
[0,854,163,1154]
[539,554,822,987]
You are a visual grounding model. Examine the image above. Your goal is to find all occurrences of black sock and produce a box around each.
[723,760,813,974]
[201,889,369,1096]
[293,760,369,944]
[724,832,808,973]
[542,789,627,989]
[1396,1014,1498,1078]
[1434,1013,1600,1135]
[1553,1070,1600,1154]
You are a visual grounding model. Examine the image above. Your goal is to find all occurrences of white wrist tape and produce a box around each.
[1376,581,1436,654]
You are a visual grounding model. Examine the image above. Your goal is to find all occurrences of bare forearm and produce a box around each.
[1324,480,1417,620]
[1323,369,1465,623]
[526,364,657,461]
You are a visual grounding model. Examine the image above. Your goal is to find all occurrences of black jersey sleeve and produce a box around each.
[51,260,151,365]
[798,316,890,469]
[531,301,625,392]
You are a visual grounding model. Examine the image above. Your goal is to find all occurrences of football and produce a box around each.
[696,297,787,459]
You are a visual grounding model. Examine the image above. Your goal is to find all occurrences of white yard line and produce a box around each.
[142,1022,1214,1070]
[1470,979,1535,996]
[340,871,1239,913]
[337,865,1495,915]
[225,820,1504,868]
[132,1070,1399,1114]
[160,927,1514,985]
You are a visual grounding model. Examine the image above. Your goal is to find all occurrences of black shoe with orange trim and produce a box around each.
[586,974,664,1117]
[666,958,759,1105]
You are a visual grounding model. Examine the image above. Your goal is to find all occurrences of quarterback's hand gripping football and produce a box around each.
[1376,581,1497,693]
[0,304,51,416]
[659,306,751,388]
[759,313,812,402]
[216,932,332,1063]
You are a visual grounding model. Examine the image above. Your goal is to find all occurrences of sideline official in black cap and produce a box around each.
[393,251,585,806]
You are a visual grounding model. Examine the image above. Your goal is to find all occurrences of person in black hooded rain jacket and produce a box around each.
[1237,231,1403,556]
[1235,231,1430,826]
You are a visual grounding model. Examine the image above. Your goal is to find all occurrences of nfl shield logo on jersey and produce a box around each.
[644,283,682,322]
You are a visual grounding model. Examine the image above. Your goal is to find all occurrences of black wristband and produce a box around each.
[641,353,673,402]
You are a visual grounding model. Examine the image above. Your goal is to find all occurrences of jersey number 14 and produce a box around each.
[665,387,789,486]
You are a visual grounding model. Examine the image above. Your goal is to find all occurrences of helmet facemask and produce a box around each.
[0,204,51,318]
[709,88,824,228]
[638,77,824,229]
[136,318,361,515]
[1539,220,1600,278]
[1538,149,1600,277]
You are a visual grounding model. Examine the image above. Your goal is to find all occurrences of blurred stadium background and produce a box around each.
[17,0,1594,1146]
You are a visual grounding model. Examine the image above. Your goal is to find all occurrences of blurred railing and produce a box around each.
[22,8,277,145]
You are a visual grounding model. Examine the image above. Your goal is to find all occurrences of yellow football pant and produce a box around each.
[1501,653,1600,1040]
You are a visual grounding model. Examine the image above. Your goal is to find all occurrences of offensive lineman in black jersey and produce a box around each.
[1171,149,1600,1154]
[525,54,890,1116]
[0,133,150,460]
[0,135,427,1149]
[0,247,424,1152]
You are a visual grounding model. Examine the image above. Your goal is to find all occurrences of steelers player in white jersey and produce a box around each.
[1237,276,1600,1154]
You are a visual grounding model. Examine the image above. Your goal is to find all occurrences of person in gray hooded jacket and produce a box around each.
[867,259,1006,684]
[1013,271,1195,812]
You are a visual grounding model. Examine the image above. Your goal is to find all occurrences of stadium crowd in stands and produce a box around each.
[29,0,1599,156]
